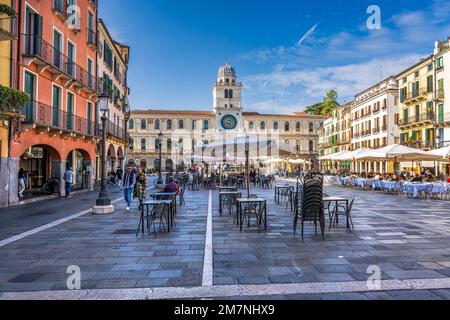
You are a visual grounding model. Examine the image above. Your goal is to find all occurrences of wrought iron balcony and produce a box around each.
[52,0,67,21]
[21,100,99,137]
[106,120,129,142]
[22,34,103,95]
[87,28,97,49]
[398,112,435,127]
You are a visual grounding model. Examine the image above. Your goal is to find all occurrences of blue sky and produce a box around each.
[100,0,450,113]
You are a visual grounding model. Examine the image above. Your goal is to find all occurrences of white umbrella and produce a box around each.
[289,158,310,164]
[333,148,371,161]
[319,150,347,161]
[354,144,443,162]
[428,146,450,159]
[200,136,295,196]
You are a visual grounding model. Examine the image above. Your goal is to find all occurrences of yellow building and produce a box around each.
[396,55,436,150]
[0,0,16,207]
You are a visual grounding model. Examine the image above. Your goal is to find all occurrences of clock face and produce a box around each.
[221,114,238,130]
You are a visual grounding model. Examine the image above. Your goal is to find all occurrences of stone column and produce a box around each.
[7,157,19,206]
[51,160,67,197]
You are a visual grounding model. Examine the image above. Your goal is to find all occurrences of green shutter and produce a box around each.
[439,104,444,123]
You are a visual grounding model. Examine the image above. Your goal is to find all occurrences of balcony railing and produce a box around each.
[106,120,129,142]
[21,100,98,137]
[398,112,435,126]
[0,15,17,41]
[22,34,102,94]
[404,87,428,103]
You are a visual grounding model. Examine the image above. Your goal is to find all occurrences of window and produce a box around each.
[141,119,147,130]
[155,119,160,130]
[167,119,172,130]
[167,139,172,150]
[53,30,62,69]
[155,138,160,150]
[129,138,134,150]
[402,77,407,84]
[437,57,443,70]
[129,119,134,129]
[428,63,433,72]
[414,71,419,78]
[141,138,146,150]
[203,120,209,130]
[260,121,266,130]
[296,122,301,132]
[229,90,233,99]
[104,41,113,69]
[273,121,279,130]
[309,122,314,132]
[309,141,314,152]
[178,119,184,129]
[438,79,444,98]
[225,89,229,99]
[249,121,254,130]
[284,121,290,132]
[192,120,197,130]
[439,104,444,123]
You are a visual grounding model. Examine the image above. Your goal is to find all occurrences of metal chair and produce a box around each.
[329,199,355,231]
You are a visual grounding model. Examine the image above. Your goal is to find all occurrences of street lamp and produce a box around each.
[157,131,163,183]
[93,92,114,215]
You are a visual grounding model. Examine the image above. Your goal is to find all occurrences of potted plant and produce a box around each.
[0,85,29,119]
[0,4,16,17]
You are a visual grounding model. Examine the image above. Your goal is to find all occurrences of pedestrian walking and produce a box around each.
[18,168,26,197]
[121,166,136,211]
[135,170,147,211]
[64,167,75,198]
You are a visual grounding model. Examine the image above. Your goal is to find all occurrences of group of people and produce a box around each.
[335,168,441,183]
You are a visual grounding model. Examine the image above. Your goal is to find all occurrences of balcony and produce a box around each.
[403,87,428,104]
[87,28,97,50]
[106,120,129,143]
[398,112,435,128]
[437,112,450,126]
[0,14,17,41]
[52,0,67,21]
[21,100,98,137]
[22,34,102,95]
[372,127,380,135]
[435,89,445,102]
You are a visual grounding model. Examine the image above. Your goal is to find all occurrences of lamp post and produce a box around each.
[93,93,114,215]
[157,131,163,183]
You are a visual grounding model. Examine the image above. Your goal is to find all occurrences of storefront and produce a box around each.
[19,147,48,189]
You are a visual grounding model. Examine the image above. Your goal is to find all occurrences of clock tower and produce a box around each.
[213,63,243,134]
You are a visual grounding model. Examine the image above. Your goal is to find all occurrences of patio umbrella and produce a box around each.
[353,145,443,168]
[289,158,310,164]
[319,150,347,161]
[428,146,450,160]
[201,136,295,197]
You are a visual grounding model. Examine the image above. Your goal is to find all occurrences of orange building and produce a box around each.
[6,0,100,205]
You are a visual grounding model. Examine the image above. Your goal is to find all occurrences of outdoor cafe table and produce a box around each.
[219,191,242,216]
[236,198,267,232]
[403,183,447,198]
[323,196,351,231]
[219,187,237,192]
[140,199,173,234]
[274,185,294,204]
[149,192,178,227]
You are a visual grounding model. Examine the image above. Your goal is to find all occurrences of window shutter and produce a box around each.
[33,14,43,55]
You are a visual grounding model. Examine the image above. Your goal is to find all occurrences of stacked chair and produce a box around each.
[293,172,325,240]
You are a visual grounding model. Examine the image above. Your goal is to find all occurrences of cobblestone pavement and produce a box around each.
[1,178,450,300]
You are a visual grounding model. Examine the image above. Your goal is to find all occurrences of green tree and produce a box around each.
[304,102,323,115]
[320,90,340,116]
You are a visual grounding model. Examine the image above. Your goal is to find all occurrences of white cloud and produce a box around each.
[239,1,450,113]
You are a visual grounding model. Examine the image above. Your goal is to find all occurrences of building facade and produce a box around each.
[3,0,101,207]
[97,19,130,178]
[129,64,325,170]
[350,77,399,173]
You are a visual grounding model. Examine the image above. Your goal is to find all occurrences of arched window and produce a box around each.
[167,119,172,130]
[226,78,230,84]
[284,121,290,132]
[167,139,172,150]
[141,119,147,130]
[155,138,160,150]
[129,119,134,129]
[140,138,146,150]
[230,104,233,108]
[309,122,314,132]
[225,89,229,99]
[229,90,233,99]
[155,119,160,130]
[249,121,254,130]
[260,121,266,130]
[273,121,279,130]
[296,122,301,132]
[129,138,134,150]
[203,120,209,130]
[178,119,184,129]
[296,141,301,153]
[309,140,314,152]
